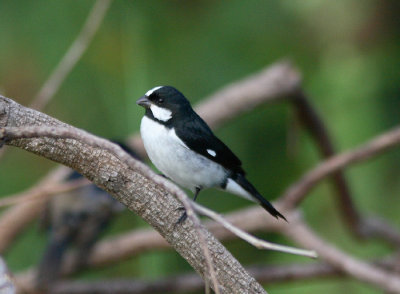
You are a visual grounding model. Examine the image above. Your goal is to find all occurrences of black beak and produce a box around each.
[136,96,151,108]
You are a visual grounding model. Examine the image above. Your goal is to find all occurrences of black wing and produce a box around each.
[174,112,245,174]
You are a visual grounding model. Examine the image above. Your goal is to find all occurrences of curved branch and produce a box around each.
[0,96,266,294]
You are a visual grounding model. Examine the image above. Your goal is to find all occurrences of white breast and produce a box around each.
[140,116,227,191]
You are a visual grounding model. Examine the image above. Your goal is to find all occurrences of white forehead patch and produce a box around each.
[207,149,216,157]
[145,86,163,97]
[150,104,172,122]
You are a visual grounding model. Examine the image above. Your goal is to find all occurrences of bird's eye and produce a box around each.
[158,98,164,104]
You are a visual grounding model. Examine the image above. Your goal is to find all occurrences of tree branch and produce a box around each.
[0,96,267,294]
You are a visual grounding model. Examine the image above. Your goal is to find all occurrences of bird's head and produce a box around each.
[136,86,191,122]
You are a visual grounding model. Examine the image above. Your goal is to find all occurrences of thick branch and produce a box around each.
[0,96,266,294]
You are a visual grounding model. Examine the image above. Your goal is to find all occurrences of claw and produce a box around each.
[174,209,187,228]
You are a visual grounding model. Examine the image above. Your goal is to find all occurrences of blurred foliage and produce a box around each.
[0,1,399,293]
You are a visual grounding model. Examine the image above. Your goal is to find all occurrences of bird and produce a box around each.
[35,141,140,289]
[137,86,286,221]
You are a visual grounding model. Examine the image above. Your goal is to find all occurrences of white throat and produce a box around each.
[150,104,172,122]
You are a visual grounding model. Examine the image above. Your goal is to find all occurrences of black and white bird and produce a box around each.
[137,86,286,221]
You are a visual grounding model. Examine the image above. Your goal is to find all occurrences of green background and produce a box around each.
[0,1,399,293]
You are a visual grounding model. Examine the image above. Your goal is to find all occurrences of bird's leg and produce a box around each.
[192,187,200,202]
[176,187,201,225]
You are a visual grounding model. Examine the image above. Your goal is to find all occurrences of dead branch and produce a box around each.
[0,96,267,294]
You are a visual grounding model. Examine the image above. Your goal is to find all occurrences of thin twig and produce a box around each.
[192,202,317,258]
[30,0,113,110]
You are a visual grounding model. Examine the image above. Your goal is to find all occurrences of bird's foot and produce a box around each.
[174,207,187,227]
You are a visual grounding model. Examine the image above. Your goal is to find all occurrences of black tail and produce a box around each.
[233,174,287,221]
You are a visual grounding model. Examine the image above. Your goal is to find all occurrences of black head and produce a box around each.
[136,86,192,122]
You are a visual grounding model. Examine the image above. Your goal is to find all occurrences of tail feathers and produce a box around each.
[229,174,287,221]
[257,196,287,221]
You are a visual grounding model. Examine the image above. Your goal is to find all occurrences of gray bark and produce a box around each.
[0,96,267,294]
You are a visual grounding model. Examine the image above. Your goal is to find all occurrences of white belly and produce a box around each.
[140,116,226,191]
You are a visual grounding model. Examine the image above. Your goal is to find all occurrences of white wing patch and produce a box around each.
[207,149,217,157]
[150,104,172,122]
[145,86,163,97]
